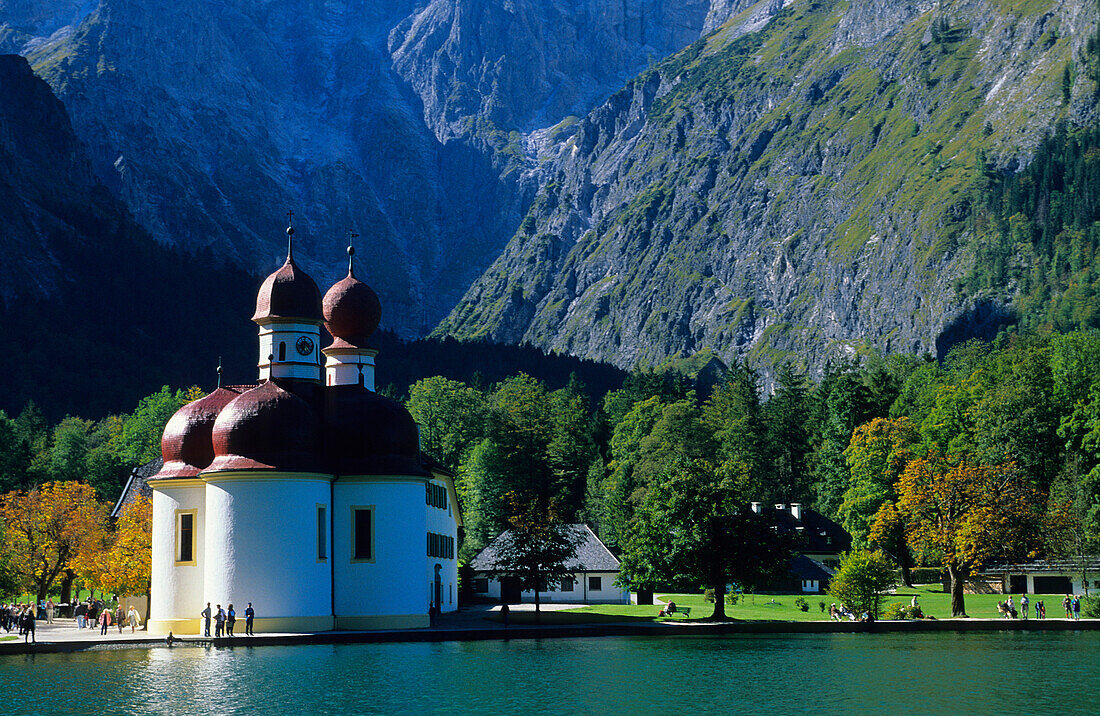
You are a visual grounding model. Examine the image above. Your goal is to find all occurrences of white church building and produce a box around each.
[147,225,461,635]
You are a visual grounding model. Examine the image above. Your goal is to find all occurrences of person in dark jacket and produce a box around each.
[21,609,35,643]
[226,604,236,636]
[201,603,212,636]
[244,603,255,636]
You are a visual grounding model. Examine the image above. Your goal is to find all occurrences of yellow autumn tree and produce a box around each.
[0,481,110,602]
[873,452,1041,617]
[72,494,152,598]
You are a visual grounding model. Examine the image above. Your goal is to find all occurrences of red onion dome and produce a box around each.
[323,385,428,477]
[251,228,322,323]
[207,380,323,473]
[153,388,242,479]
[323,247,381,348]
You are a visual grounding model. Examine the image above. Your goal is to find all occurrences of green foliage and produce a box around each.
[618,457,793,619]
[882,602,924,620]
[827,549,898,618]
[793,596,809,612]
[114,386,196,466]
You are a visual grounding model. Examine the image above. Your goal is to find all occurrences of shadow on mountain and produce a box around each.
[935,300,1016,362]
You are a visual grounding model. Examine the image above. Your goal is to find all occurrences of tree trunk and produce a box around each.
[896,533,913,588]
[60,570,74,606]
[947,562,967,617]
[534,582,541,623]
[710,583,726,620]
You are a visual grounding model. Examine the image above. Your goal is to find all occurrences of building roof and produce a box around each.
[981,558,1100,574]
[756,503,852,555]
[789,554,834,581]
[111,457,160,518]
[471,524,620,573]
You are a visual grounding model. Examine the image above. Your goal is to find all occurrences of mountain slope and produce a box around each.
[437,0,1098,371]
[17,0,747,337]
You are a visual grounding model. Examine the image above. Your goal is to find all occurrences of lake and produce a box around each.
[0,632,1096,714]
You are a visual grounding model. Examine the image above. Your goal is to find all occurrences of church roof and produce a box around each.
[471,524,620,573]
[251,235,323,324]
[112,458,159,517]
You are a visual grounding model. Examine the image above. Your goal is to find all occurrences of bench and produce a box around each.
[662,606,691,618]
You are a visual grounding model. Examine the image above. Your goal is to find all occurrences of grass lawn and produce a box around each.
[534,584,1073,624]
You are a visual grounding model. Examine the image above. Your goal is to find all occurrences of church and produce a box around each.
[146,223,461,635]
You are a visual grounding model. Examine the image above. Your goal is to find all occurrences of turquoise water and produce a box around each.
[0,632,1097,715]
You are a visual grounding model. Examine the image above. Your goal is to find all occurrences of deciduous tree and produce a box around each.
[0,481,110,602]
[827,549,898,618]
[875,453,1042,617]
[619,458,792,620]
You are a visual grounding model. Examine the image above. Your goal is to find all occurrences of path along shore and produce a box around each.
[2,605,1097,656]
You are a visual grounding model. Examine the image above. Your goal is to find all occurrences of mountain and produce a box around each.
[12,0,747,337]
[0,53,261,420]
[437,0,1100,372]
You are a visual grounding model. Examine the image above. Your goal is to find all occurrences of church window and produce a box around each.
[317,505,327,561]
[279,342,286,361]
[352,507,374,562]
[176,510,197,565]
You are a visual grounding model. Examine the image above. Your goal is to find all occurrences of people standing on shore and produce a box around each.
[127,605,140,633]
[226,604,236,636]
[1063,595,1072,618]
[1072,595,1081,620]
[74,601,87,629]
[214,604,225,637]
[201,603,211,636]
[98,607,111,635]
[21,608,34,643]
[115,604,125,633]
[244,603,255,636]
[45,598,54,624]
[1020,594,1029,619]
[1036,600,1045,619]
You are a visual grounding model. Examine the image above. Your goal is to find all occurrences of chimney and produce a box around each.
[790,503,803,521]
[751,502,762,514]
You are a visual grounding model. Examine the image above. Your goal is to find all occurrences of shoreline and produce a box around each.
[2,616,1097,656]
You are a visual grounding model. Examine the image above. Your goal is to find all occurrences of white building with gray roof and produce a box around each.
[470,524,630,605]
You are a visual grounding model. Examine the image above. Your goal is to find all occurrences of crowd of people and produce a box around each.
[2,603,41,643]
[72,597,142,633]
[996,594,1085,620]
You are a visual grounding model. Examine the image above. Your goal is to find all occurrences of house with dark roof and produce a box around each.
[470,524,630,605]
[752,502,852,593]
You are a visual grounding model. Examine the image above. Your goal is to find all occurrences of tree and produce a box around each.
[406,376,488,469]
[618,458,792,620]
[874,452,1042,617]
[0,481,111,602]
[483,493,584,618]
[72,495,152,599]
[762,364,811,503]
[704,364,766,500]
[113,386,201,465]
[827,549,898,618]
[838,417,919,584]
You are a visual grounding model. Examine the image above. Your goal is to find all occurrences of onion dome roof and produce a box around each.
[323,246,381,349]
[251,226,323,324]
[324,384,428,477]
[153,387,242,479]
[207,380,323,473]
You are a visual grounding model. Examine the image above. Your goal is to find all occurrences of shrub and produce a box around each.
[726,593,739,606]
[819,600,827,613]
[827,550,899,619]
[909,567,943,584]
[883,602,924,620]
[794,596,809,612]
[1084,596,1100,619]
[703,588,715,603]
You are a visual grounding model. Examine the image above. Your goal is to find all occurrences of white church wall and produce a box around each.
[148,482,205,635]
[334,477,429,629]
[425,477,459,614]
[204,473,334,633]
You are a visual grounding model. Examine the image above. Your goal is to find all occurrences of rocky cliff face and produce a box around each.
[438,0,1099,373]
[16,0,741,336]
